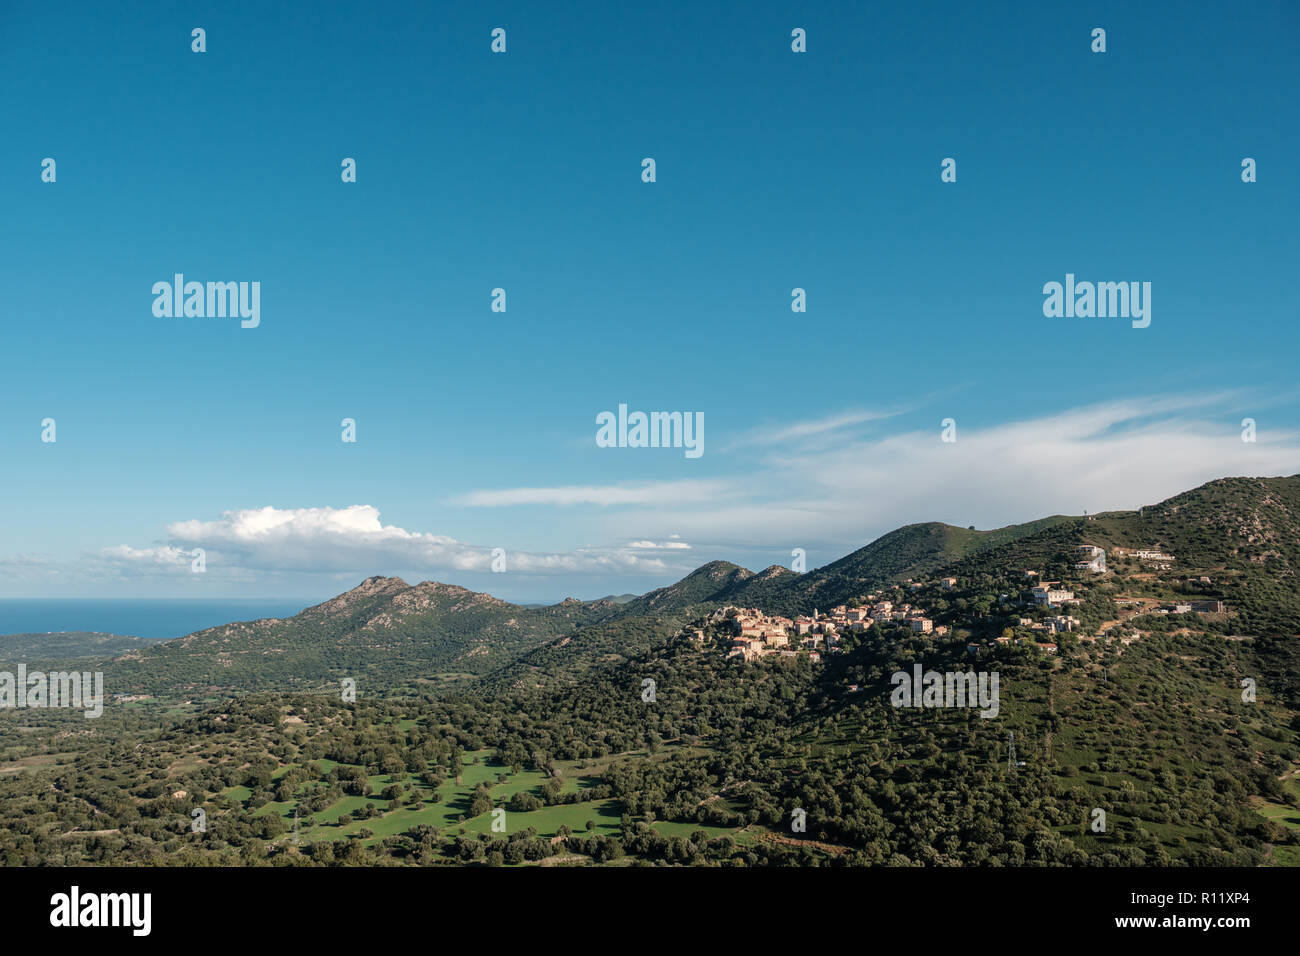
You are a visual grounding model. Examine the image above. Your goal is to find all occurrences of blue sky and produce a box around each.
[1,0,1297,603]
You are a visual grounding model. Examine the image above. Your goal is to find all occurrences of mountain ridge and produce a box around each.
[87,474,1300,697]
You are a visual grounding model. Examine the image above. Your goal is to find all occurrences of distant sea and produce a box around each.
[0,599,313,641]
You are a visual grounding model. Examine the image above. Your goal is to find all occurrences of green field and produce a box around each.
[215,747,751,853]
[460,798,623,839]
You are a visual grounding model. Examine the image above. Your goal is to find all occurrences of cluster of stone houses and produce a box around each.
[853,598,942,635]
[695,596,945,663]
[690,544,1212,668]
[693,607,806,663]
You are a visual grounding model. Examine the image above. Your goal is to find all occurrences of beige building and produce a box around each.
[1032,586,1074,607]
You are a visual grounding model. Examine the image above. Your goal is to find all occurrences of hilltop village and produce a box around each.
[685,598,948,664]
[681,542,1229,664]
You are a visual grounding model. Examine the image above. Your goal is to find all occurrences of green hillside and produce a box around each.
[104,576,625,696]
[728,516,1076,614]
[2,474,1295,868]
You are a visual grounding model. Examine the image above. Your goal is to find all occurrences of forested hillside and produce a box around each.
[2,476,1296,867]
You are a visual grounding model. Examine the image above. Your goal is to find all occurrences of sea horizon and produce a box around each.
[0,598,319,641]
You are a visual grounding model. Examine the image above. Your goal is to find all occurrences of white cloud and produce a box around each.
[722,406,907,451]
[5,395,1296,598]
[0,553,53,569]
[98,544,193,568]
[450,480,731,508]
[86,505,688,578]
[453,395,1300,558]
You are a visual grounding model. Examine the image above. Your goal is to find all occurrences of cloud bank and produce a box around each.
[3,395,1296,598]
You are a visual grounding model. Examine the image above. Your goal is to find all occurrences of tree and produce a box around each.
[508,791,542,813]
